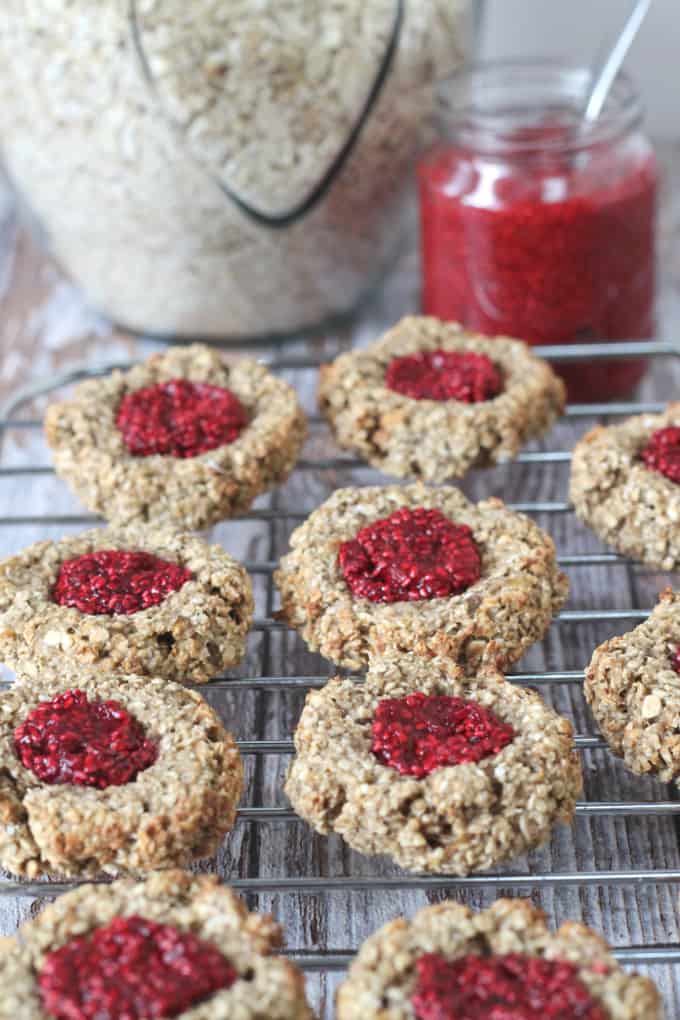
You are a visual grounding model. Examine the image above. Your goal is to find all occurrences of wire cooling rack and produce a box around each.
[1,339,680,1003]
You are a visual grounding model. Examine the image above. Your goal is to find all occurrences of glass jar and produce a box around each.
[0,0,475,342]
[418,62,658,400]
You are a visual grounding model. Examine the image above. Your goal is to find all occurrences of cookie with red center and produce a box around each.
[275,484,568,670]
[45,344,307,530]
[585,588,680,783]
[0,673,243,878]
[0,524,253,684]
[285,655,581,874]
[0,870,315,1019]
[571,403,680,570]
[336,898,660,1019]
[318,316,565,482]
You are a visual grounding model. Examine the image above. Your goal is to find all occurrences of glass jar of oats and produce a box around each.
[0,1,475,340]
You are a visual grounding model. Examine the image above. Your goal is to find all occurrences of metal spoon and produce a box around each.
[583,0,653,122]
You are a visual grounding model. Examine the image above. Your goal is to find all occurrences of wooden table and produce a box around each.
[1,143,680,1017]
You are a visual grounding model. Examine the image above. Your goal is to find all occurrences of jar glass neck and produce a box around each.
[436,60,643,156]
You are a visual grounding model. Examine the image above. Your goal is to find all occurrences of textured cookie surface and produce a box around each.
[0,870,315,1019]
[319,316,565,481]
[336,898,661,1019]
[570,404,680,569]
[0,524,253,684]
[0,671,243,877]
[585,588,680,781]
[45,344,308,529]
[285,655,581,874]
[275,484,568,669]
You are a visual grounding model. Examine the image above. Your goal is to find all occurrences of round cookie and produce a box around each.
[285,655,581,874]
[318,316,565,481]
[0,870,315,1020]
[585,587,680,781]
[0,671,243,877]
[274,483,568,670]
[336,898,661,1019]
[570,403,680,569]
[45,344,308,529]
[0,524,253,684]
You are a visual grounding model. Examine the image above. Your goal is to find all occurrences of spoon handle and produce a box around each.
[583,0,653,122]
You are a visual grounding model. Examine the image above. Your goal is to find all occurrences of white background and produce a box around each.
[480,0,678,139]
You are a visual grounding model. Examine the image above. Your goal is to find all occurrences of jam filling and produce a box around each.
[419,125,657,402]
[671,648,680,675]
[371,692,515,778]
[39,915,237,1020]
[14,689,157,788]
[640,426,680,485]
[338,507,481,604]
[385,349,503,403]
[116,378,248,458]
[53,549,192,616]
[412,952,608,1020]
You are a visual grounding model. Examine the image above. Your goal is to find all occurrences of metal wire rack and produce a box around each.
[2,340,680,994]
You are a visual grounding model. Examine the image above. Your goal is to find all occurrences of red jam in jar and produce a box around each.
[419,63,657,401]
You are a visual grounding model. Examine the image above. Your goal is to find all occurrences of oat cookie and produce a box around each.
[0,524,253,684]
[0,869,315,1019]
[585,588,680,781]
[336,898,661,1019]
[0,671,243,878]
[45,344,308,529]
[285,655,581,874]
[275,484,568,669]
[570,404,680,569]
[318,316,565,481]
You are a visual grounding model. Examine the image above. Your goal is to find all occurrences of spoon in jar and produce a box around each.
[582,0,653,123]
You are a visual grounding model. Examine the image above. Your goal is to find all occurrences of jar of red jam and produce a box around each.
[419,62,658,401]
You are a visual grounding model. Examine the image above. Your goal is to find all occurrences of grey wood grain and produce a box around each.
[0,143,679,1017]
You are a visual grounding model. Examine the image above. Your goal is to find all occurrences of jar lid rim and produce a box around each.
[436,59,643,154]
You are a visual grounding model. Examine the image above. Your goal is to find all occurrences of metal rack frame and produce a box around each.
[2,339,680,979]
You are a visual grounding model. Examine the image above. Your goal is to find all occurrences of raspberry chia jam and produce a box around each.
[412,952,608,1020]
[371,692,515,778]
[640,426,680,485]
[14,689,157,788]
[116,378,248,458]
[385,349,503,403]
[53,549,192,616]
[419,62,657,401]
[39,915,236,1019]
[338,507,481,604]
[670,643,680,677]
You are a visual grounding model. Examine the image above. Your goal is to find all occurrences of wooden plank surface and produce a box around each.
[1,142,680,1017]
